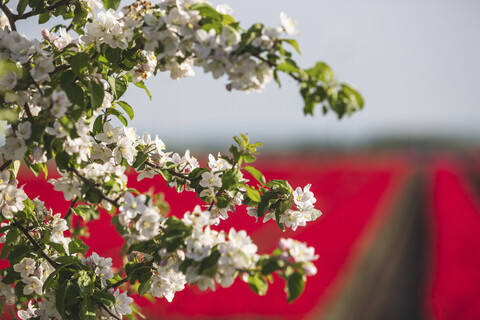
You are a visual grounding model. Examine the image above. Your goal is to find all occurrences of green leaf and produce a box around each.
[38,12,50,24]
[61,74,85,108]
[105,47,122,64]
[92,291,115,307]
[341,84,364,110]
[221,169,242,190]
[72,204,99,221]
[65,283,80,306]
[216,196,229,209]
[7,244,31,265]
[55,255,79,265]
[1,267,19,285]
[261,259,282,275]
[55,151,71,171]
[92,116,103,136]
[248,273,268,296]
[134,81,151,100]
[17,0,28,15]
[221,14,235,26]
[306,62,335,83]
[131,152,149,169]
[80,298,96,320]
[48,242,66,255]
[137,278,153,296]
[286,272,306,303]
[0,108,18,122]
[88,81,105,110]
[101,0,121,10]
[77,270,94,295]
[106,108,128,126]
[68,238,90,254]
[117,101,134,120]
[244,166,266,185]
[190,3,222,21]
[69,53,89,77]
[246,187,261,202]
[277,62,299,74]
[56,281,69,318]
[281,39,301,54]
[114,77,127,100]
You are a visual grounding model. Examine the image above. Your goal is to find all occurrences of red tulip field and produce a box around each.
[2,151,480,320]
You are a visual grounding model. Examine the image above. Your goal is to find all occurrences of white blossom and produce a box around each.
[18,300,37,319]
[280,12,299,35]
[111,289,133,316]
[13,258,36,278]
[22,276,43,295]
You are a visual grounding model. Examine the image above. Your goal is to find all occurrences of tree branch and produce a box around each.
[12,218,59,269]
[14,0,74,21]
[0,160,12,172]
[0,4,16,31]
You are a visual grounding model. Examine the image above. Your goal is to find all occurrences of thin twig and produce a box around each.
[99,303,121,320]
[23,103,34,123]
[0,160,12,172]
[70,167,119,208]
[144,161,189,180]
[12,218,59,269]
[63,197,78,221]
[253,53,302,81]
[107,277,129,290]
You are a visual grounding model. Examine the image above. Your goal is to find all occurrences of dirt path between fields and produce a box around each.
[315,173,431,320]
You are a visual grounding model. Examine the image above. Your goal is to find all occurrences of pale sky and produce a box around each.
[17,0,480,149]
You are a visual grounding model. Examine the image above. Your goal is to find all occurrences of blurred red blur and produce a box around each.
[2,151,480,320]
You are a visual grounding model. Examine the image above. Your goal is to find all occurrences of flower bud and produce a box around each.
[41,29,51,41]
[303,263,317,276]
[278,238,290,251]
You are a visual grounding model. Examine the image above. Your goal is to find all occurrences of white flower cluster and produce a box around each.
[129,49,158,83]
[248,184,322,231]
[42,27,74,50]
[83,9,133,50]
[216,228,258,287]
[149,253,187,302]
[17,294,62,320]
[49,158,127,208]
[182,205,258,291]
[82,252,114,286]
[79,0,298,92]
[0,27,53,89]
[278,238,318,275]
[200,153,244,220]
[0,279,16,305]
[139,0,276,90]
[154,149,199,191]
[0,172,27,218]
[280,184,322,231]
[81,252,134,317]
[183,205,221,261]
[118,192,165,242]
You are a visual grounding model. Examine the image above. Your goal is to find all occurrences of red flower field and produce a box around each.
[2,151,480,319]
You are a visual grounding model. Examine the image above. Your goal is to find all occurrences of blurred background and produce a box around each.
[8,0,480,319]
